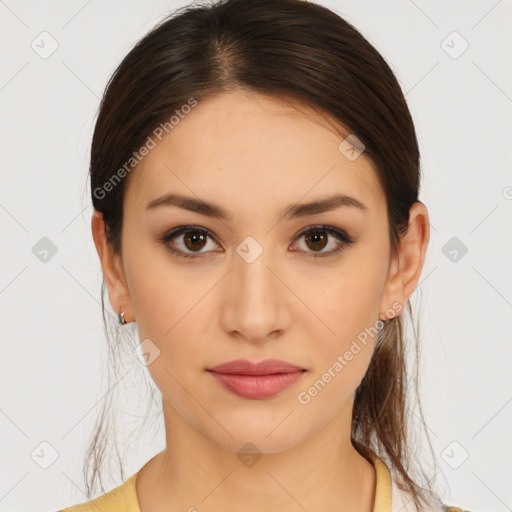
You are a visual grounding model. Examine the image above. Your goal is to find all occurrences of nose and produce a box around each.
[219,243,292,344]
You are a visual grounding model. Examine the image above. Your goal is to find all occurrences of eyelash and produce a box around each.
[158,224,356,260]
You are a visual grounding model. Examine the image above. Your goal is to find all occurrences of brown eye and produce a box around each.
[304,230,328,252]
[183,231,208,251]
[159,226,219,259]
[292,225,356,257]
[159,224,356,260]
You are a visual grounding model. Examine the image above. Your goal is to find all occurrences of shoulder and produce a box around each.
[390,469,471,512]
[55,472,140,512]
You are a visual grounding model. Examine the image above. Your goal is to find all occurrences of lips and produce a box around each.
[207,359,306,399]
[208,358,306,375]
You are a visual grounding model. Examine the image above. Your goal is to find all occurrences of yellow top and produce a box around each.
[56,455,468,512]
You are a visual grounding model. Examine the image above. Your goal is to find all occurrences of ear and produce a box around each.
[91,209,134,322]
[379,202,430,321]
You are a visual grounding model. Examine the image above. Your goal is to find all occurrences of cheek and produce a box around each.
[300,302,377,413]
[313,267,384,346]
[130,275,208,361]
[123,239,198,335]
[123,246,215,376]
[127,267,210,410]
[303,255,385,389]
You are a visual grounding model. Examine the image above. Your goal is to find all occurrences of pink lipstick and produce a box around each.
[207,358,306,399]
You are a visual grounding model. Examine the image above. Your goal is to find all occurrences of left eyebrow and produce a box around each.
[282,193,368,220]
[146,192,368,221]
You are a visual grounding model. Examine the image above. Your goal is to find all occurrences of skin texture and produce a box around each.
[92,89,430,511]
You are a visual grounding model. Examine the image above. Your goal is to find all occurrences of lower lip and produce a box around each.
[208,371,305,399]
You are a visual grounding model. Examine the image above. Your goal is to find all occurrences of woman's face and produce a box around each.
[103,90,408,453]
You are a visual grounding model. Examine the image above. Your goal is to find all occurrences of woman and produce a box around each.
[57,0,469,510]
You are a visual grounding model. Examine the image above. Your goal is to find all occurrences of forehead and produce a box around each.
[126,90,384,215]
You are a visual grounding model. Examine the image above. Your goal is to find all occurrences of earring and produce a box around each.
[119,311,127,325]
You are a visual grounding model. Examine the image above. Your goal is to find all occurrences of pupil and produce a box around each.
[306,231,327,251]
[185,232,206,251]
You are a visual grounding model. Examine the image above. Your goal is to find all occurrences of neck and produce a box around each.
[136,399,376,512]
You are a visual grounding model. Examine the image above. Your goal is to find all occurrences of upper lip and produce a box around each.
[207,358,306,375]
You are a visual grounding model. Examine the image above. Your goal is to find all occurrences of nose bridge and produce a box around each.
[221,234,289,340]
[234,233,278,300]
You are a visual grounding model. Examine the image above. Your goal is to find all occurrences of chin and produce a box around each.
[203,420,307,455]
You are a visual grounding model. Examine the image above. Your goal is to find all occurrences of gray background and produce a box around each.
[1,1,511,511]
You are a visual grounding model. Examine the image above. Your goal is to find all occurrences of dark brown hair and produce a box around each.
[86,0,439,508]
